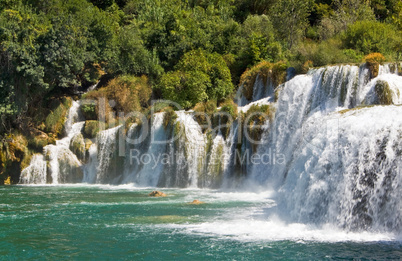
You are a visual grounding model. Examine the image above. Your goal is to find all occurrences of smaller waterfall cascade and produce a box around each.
[175,111,207,187]
[121,113,168,186]
[236,74,276,106]
[20,101,85,184]
[94,125,123,184]
[19,154,47,184]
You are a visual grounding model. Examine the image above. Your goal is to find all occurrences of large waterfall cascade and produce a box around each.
[20,63,402,233]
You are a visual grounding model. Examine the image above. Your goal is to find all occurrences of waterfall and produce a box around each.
[19,62,402,232]
[19,154,47,184]
[275,106,402,231]
[122,113,168,186]
[94,125,124,184]
[175,111,206,187]
[83,143,98,184]
[236,74,276,106]
[246,63,402,232]
[19,101,84,184]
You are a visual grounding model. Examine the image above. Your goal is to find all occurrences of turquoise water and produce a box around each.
[0,185,401,260]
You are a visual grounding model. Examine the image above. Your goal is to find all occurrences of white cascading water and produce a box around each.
[19,154,47,184]
[247,64,402,232]
[19,101,84,184]
[82,143,98,184]
[122,113,168,186]
[175,111,206,187]
[94,125,123,184]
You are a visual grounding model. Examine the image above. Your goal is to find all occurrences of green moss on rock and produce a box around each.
[70,134,85,161]
[44,97,72,138]
[0,134,30,184]
[240,61,288,101]
[193,100,217,132]
[375,80,393,105]
[162,108,178,130]
[83,121,106,139]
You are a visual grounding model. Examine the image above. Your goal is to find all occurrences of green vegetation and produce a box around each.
[193,100,218,132]
[162,108,178,130]
[82,75,152,126]
[83,121,106,139]
[158,49,233,109]
[242,104,274,151]
[343,20,399,55]
[365,52,387,78]
[240,61,288,100]
[44,97,72,138]
[0,133,29,184]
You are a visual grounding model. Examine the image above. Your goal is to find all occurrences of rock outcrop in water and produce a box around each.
[189,200,205,205]
[149,191,167,197]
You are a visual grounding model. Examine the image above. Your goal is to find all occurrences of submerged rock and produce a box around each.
[148,191,167,197]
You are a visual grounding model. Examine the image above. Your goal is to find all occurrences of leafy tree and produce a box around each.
[108,23,163,78]
[271,0,313,48]
[158,49,233,109]
[342,20,400,55]
[90,0,114,10]
[241,15,282,63]
[0,5,48,128]
[388,0,402,30]
[38,16,88,89]
[318,0,375,40]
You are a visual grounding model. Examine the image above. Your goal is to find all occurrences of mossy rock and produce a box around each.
[364,53,386,79]
[210,143,224,175]
[84,139,93,161]
[193,100,217,132]
[44,98,72,138]
[271,61,288,86]
[367,62,380,78]
[240,61,288,101]
[27,129,54,152]
[162,108,178,130]
[242,104,273,148]
[0,134,29,184]
[70,133,85,161]
[375,80,393,105]
[62,96,73,108]
[83,121,106,139]
[173,121,185,141]
[84,139,93,151]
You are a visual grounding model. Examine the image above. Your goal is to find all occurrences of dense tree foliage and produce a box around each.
[159,49,233,109]
[0,0,401,135]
